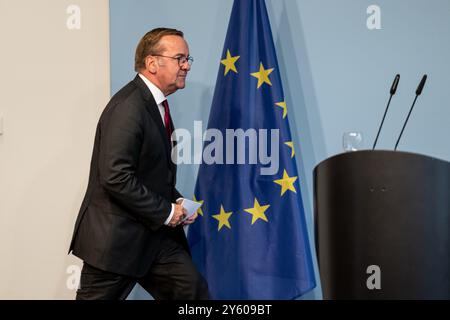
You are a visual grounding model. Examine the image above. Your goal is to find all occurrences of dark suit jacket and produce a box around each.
[69,75,189,277]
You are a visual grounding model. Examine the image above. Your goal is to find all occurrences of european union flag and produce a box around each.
[188,0,316,299]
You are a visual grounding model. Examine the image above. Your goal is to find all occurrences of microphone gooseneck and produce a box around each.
[394,75,427,151]
[373,74,400,150]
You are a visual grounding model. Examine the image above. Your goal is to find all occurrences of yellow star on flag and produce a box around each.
[275,101,287,118]
[244,198,270,225]
[193,195,204,216]
[250,62,274,88]
[212,205,233,231]
[220,49,240,76]
[284,141,295,158]
[273,169,298,196]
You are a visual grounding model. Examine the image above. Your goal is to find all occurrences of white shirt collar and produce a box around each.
[138,73,166,105]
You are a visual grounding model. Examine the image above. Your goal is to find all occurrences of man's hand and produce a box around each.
[168,204,187,227]
[182,212,198,226]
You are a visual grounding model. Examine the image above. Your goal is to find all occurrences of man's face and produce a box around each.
[154,35,190,96]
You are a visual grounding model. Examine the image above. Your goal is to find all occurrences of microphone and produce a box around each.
[394,74,427,151]
[373,74,400,149]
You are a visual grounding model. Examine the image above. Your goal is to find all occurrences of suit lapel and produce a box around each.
[133,75,172,166]
[169,117,177,174]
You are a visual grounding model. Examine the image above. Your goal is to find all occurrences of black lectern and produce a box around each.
[314,150,450,299]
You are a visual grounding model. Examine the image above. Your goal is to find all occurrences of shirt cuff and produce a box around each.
[164,204,175,225]
[163,199,185,225]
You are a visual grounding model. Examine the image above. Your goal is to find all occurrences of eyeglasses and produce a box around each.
[153,54,194,67]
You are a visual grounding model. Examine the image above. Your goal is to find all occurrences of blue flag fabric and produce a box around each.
[187,0,316,299]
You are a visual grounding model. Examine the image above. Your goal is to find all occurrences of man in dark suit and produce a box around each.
[69,28,209,300]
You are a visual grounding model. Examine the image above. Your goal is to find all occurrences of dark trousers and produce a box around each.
[76,235,209,300]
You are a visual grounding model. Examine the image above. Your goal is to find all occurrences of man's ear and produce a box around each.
[145,56,157,74]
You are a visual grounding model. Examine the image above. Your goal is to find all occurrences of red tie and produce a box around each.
[162,100,172,144]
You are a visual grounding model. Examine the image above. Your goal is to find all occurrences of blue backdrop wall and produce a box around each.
[110,0,450,299]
